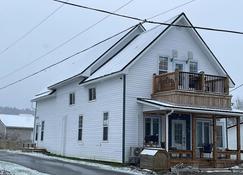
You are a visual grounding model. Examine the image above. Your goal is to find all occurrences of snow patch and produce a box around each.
[0,160,50,175]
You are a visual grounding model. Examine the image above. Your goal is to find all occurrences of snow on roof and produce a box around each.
[137,98,243,116]
[45,29,130,88]
[140,149,158,156]
[0,114,34,128]
[85,24,168,82]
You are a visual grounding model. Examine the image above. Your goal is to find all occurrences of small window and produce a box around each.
[69,93,75,105]
[35,125,38,141]
[78,115,83,141]
[103,112,109,141]
[89,88,96,101]
[159,57,168,74]
[216,125,223,147]
[41,121,45,141]
[189,62,198,73]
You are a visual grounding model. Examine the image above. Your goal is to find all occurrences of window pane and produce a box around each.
[152,118,159,136]
[196,122,203,147]
[103,127,108,141]
[78,129,82,140]
[204,122,210,145]
[174,123,182,144]
[145,118,151,136]
[159,57,168,74]
[175,63,183,71]
[189,62,198,73]
[216,125,223,147]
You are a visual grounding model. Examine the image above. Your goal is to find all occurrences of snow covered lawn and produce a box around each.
[3,150,156,175]
[0,161,50,175]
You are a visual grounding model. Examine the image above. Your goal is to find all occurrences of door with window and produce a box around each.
[174,61,187,89]
[144,117,160,146]
[196,120,211,147]
[171,120,187,150]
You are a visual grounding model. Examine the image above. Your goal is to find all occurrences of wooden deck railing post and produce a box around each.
[224,76,229,95]
[200,71,205,91]
[236,116,241,162]
[175,69,179,90]
[192,115,196,160]
[152,74,156,94]
[213,115,217,167]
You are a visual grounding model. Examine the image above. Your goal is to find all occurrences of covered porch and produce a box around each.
[138,98,243,168]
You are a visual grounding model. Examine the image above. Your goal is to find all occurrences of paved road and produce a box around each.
[0,151,131,175]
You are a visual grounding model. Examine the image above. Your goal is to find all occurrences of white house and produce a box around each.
[32,13,243,168]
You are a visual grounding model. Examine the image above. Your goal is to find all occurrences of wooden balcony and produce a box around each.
[152,70,231,109]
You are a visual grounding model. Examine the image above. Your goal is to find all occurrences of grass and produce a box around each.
[43,152,127,167]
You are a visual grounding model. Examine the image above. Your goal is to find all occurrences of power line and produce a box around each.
[230,84,243,93]
[0,0,134,81]
[0,24,139,90]
[54,0,243,35]
[0,1,66,57]
[147,0,197,20]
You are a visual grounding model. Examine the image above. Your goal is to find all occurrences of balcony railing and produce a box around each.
[153,70,229,95]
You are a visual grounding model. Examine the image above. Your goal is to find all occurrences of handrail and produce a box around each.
[153,71,229,95]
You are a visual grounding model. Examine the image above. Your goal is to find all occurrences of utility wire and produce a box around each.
[230,84,243,93]
[0,1,66,57]
[0,24,139,90]
[54,0,243,35]
[0,0,134,81]
[147,0,197,20]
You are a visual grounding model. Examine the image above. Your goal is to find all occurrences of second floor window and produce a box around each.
[89,88,96,101]
[159,57,168,74]
[69,93,75,105]
[35,125,38,141]
[78,115,83,141]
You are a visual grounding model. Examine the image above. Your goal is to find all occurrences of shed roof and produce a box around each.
[0,114,34,129]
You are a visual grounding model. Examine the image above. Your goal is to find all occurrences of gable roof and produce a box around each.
[83,13,234,86]
[47,24,144,90]
[0,114,34,129]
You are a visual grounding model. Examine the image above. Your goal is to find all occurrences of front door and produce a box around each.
[172,120,187,150]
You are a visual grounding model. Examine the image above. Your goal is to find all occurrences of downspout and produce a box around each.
[165,109,174,151]
[32,102,37,144]
[122,74,126,164]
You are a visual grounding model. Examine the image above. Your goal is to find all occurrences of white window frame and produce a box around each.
[144,116,161,146]
[158,56,169,74]
[196,119,212,148]
[40,121,45,141]
[69,92,75,105]
[88,88,96,101]
[189,61,198,73]
[78,115,83,141]
[103,112,109,141]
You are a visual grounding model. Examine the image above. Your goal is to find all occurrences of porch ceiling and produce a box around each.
[137,98,243,117]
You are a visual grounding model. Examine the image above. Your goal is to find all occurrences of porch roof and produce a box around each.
[137,98,243,116]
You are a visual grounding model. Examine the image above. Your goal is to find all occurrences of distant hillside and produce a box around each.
[0,106,34,115]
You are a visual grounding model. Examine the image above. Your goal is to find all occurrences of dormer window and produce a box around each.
[69,93,75,105]
[89,88,96,101]
[159,57,168,74]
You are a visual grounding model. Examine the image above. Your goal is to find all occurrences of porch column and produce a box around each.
[212,115,217,166]
[236,116,241,162]
[165,114,169,151]
[192,114,196,160]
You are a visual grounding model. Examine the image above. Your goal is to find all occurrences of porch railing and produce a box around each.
[153,70,229,95]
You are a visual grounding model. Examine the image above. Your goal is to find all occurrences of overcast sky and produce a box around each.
[0,0,243,109]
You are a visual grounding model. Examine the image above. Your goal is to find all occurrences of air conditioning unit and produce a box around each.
[128,147,143,165]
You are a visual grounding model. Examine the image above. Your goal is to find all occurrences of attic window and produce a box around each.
[89,88,96,101]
